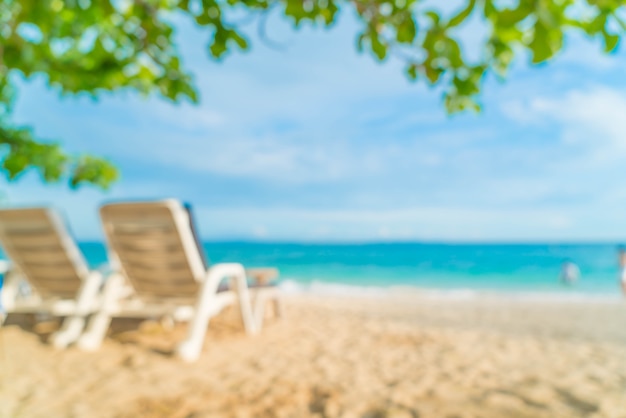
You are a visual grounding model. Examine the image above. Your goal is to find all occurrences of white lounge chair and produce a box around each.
[0,207,104,348]
[78,199,281,362]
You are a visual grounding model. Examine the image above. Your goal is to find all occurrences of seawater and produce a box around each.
[76,242,624,298]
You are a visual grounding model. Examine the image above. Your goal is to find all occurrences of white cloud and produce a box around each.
[503,86,626,163]
[497,85,626,229]
[558,38,618,72]
[151,103,226,130]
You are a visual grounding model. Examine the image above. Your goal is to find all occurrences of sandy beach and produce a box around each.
[1,294,626,418]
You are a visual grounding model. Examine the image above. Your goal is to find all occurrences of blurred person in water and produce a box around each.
[560,259,580,286]
[617,246,626,296]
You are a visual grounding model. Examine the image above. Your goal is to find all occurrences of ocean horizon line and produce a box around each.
[76,239,626,246]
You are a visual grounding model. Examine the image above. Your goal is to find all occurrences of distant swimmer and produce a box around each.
[560,260,580,285]
[618,246,626,296]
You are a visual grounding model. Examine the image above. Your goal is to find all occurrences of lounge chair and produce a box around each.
[78,199,281,362]
[0,207,104,348]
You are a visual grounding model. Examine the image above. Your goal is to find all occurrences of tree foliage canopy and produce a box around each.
[0,0,623,188]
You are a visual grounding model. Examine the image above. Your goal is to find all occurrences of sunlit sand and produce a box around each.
[2,294,625,417]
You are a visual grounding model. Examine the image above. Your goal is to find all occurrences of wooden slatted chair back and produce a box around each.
[99,200,207,300]
[0,208,89,298]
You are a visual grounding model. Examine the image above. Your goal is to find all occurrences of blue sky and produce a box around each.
[4,10,626,242]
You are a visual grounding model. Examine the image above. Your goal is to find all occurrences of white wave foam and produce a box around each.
[279,279,391,298]
[278,279,622,304]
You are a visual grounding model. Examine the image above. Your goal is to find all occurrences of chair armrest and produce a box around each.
[246,267,279,285]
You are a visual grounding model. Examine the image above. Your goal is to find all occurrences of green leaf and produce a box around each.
[285,0,307,25]
[424,63,442,83]
[586,13,607,35]
[425,11,440,25]
[497,5,532,27]
[444,38,463,68]
[396,18,416,43]
[448,0,475,28]
[70,156,119,189]
[230,31,248,50]
[370,33,387,60]
[2,153,29,179]
[603,30,619,52]
[321,1,338,25]
[356,33,366,52]
[209,37,228,58]
[196,13,214,26]
[529,21,553,63]
[406,64,418,80]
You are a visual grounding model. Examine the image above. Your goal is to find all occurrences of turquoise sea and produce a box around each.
[76,242,623,300]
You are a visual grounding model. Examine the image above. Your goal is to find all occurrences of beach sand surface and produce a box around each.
[1,294,626,418]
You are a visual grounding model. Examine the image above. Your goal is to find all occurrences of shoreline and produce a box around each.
[281,279,626,304]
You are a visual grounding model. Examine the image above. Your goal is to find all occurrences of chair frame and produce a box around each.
[0,208,104,348]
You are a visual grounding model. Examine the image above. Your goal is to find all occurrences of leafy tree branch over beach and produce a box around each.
[0,0,623,188]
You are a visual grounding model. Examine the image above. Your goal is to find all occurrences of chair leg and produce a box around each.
[252,291,267,332]
[50,272,103,348]
[77,311,113,351]
[231,272,256,336]
[177,292,217,362]
[177,278,234,362]
[177,263,253,362]
[77,274,123,351]
[50,315,87,348]
[252,290,281,332]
